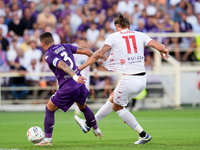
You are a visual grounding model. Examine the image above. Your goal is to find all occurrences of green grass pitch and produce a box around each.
[0,108,200,150]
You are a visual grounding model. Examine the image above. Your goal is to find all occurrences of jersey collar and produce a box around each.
[47,44,55,51]
[121,28,129,32]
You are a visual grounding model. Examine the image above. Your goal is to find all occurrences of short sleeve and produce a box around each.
[142,33,153,46]
[45,53,61,67]
[104,34,113,47]
[62,44,77,53]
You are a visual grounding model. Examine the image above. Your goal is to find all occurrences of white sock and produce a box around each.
[134,124,144,134]
[116,108,144,134]
[44,138,52,142]
[95,99,113,122]
[74,104,81,115]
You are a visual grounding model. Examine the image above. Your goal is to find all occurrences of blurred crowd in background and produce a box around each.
[0,0,200,101]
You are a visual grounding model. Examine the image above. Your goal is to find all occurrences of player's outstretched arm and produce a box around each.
[78,44,111,71]
[148,40,169,59]
[57,60,86,84]
[76,47,93,57]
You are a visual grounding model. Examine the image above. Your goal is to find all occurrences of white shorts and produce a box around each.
[113,74,147,106]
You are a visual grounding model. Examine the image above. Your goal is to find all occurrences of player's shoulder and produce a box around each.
[44,52,49,60]
[134,31,149,38]
[62,43,77,51]
[45,48,57,60]
[107,31,120,39]
[62,43,75,48]
[61,43,70,47]
[44,51,52,62]
[134,30,145,35]
[113,31,121,36]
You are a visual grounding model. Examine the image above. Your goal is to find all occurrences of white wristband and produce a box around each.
[73,74,79,82]
[97,59,101,63]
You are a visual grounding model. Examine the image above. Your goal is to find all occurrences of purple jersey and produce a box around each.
[45,44,82,93]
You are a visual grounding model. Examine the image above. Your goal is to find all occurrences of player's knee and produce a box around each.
[76,102,86,110]
[47,100,58,111]
[112,103,124,112]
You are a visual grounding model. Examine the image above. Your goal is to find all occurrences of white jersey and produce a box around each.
[74,54,90,89]
[102,29,153,74]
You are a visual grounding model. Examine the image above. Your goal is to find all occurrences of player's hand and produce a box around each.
[77,76,87,84]
[73,74,86,84]
[160,49,169,59]
[78,66,83,71]
[97,59,105,64]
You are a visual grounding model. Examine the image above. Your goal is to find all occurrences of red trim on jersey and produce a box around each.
[147,39,153,46]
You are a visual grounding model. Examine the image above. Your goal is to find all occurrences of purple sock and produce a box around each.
[44,107,55,138]
[80,105,98,130]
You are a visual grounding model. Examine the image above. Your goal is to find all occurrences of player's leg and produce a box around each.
[112,102,151,144]
[76,102,103,139]
[112,75,151,144]
[35,99,58,146]
[75,91,113,127]
[74,85,103,138]
[95,75,128,122]
[74,95,112,138]
[95,92,114,122]
[75,102,93,132]
[74,103,81,116]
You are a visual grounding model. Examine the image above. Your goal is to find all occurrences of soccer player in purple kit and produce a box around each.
[35,32,103,146]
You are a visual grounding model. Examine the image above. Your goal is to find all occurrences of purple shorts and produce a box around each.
[51,84,89,112]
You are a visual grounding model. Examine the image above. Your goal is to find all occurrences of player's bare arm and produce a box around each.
[76,47,93,57]
[94,44,111,59]
[79,44,111,71]
[57,60,86,84]
[148,40,169,59]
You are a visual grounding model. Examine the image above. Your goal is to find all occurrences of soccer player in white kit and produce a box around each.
[75,14,169,144]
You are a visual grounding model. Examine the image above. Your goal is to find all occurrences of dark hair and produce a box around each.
[114,14,129,28]
[52,0,57,5]
[39,32,54,45]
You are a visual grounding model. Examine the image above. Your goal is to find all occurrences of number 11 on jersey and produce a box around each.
[122,35,137,54]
